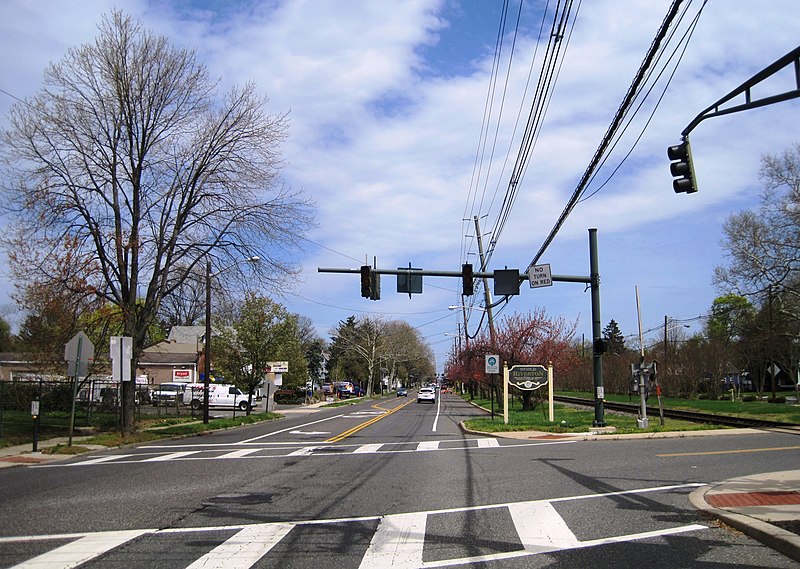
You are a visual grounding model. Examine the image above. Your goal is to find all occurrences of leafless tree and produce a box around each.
[0,11,314,431]
[714,143,800,322]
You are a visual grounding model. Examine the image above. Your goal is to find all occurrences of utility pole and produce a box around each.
[474,216,498,416]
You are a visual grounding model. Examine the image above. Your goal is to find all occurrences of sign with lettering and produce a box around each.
[528,264,553,288]
[508,364,548,390]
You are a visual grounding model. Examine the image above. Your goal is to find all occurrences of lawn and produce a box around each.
[460,390,798,434]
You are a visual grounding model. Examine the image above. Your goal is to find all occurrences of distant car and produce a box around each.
[417,387,436,404]
[397,387,408,397]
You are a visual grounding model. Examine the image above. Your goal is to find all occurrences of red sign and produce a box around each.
[174,370,191,378]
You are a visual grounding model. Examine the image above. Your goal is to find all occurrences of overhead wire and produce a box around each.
[526,0,690,271]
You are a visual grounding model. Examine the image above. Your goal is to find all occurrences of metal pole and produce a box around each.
[589,228,606,427]
[204,259,211,424]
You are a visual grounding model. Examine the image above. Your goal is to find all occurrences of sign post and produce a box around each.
[64,332,95,447]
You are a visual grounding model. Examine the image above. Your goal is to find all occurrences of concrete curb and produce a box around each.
[689,484,800,563]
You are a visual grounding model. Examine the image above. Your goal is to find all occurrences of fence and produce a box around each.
[0,378,206,445]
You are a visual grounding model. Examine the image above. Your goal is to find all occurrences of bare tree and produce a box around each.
[714,143,800,322]
[0,12,313,431]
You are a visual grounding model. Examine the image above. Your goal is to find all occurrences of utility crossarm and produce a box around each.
[681,45,800,137]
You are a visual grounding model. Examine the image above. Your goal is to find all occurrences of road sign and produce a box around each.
[485,355,500,374]
[64,332,95,377]
[110,336,133,382]
[508,364,548,390]
[528,264,553,288]
[266,361,289,373]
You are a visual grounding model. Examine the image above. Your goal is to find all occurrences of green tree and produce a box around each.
[0,12,313,431]
[214,295,297,413]
[602,319,626,355]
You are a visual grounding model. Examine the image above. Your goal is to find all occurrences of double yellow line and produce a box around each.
[326,399,416,443]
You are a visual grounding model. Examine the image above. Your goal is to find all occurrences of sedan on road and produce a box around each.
[417,387,436,403]
[397,387,408,397]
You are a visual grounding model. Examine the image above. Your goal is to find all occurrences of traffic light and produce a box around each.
[667,139,698,194]
[360,265,371,298]
[462,263,474,296]
[370,270,381,301]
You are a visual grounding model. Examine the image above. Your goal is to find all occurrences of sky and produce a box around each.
[1,0,799,373]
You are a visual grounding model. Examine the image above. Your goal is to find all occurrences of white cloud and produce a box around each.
[1,0,799,369]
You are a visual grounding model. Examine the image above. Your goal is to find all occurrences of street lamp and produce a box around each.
[203,255,260,424]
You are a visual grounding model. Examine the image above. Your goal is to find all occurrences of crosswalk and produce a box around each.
[1,484,707,568]
[36,438,576,468]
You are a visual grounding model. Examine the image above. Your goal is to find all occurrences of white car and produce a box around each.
[417,387,436,404]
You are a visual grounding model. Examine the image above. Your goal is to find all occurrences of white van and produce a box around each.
[187,383,251,411]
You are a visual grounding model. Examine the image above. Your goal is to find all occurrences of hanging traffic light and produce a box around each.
[667,139,698,194]
[462,263,474,296]
[360,265,371,298]
[370,270,381,301]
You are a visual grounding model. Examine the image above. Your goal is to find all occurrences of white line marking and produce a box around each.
[359,512,426,569]
[353,444,384,454]
[185,522,294,569]
[508,501,579,552]
[416,441,440,451]
[476,438,499,448]
[215,448,262,459]
[70,455,134,465]
[432,395,441,431]
[10,529,151,569]
[239,414,345,443]
[141,451,199,462]
[287,446,317,456]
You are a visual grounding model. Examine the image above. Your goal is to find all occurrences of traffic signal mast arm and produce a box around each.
[318,266,591,284]
[681,45,800,138]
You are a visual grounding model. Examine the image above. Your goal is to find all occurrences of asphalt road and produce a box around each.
[0,392,798,567]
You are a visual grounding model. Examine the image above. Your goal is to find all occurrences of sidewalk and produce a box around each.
[690,470,800,563]
[0,436,107,468]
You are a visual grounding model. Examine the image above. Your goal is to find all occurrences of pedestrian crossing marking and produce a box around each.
[142,451,199,462]
[416,441,440,451]
[508,501,579,552]
[185,523,294,569]
[354,443,384,454]
[11,529,152,569]
[3,484,708,569]
[477,438,499,448]
[360,512,427,569]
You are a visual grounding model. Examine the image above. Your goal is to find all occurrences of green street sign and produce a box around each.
[508,364,548,390]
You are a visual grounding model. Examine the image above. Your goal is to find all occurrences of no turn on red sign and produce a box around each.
[528,264,552,288]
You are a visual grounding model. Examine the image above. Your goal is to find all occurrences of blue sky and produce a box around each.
[1,1,799,372]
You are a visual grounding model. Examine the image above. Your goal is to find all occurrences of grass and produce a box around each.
[3,411,283,453]
[459,391,794,435]
[560,391,800,423]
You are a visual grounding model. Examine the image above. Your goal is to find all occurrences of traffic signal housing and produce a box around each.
[462,263,474,296]
[667,139,698,194]
[360,265,371,298]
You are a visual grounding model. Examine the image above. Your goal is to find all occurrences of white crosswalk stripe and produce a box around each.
[4,484,707,569]
[185,523,294,569]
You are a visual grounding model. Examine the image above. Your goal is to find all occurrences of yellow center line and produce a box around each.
[326,399,416,443]
[657,445,800,458]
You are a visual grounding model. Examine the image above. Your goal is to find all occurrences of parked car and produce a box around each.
[417,387,436,404]
[397,387,408,397]
[152,383,189,406]
[188,383,251,411]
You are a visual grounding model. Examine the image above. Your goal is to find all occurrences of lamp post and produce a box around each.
[203,255,260,424]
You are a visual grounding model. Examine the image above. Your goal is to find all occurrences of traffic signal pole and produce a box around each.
[318,228,606,426]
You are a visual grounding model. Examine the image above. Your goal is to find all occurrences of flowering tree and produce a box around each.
[445,308,579,410]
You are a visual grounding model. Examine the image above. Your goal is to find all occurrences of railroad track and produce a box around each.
[554,395,800,433]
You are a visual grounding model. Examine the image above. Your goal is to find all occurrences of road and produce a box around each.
[0,392,798,567]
